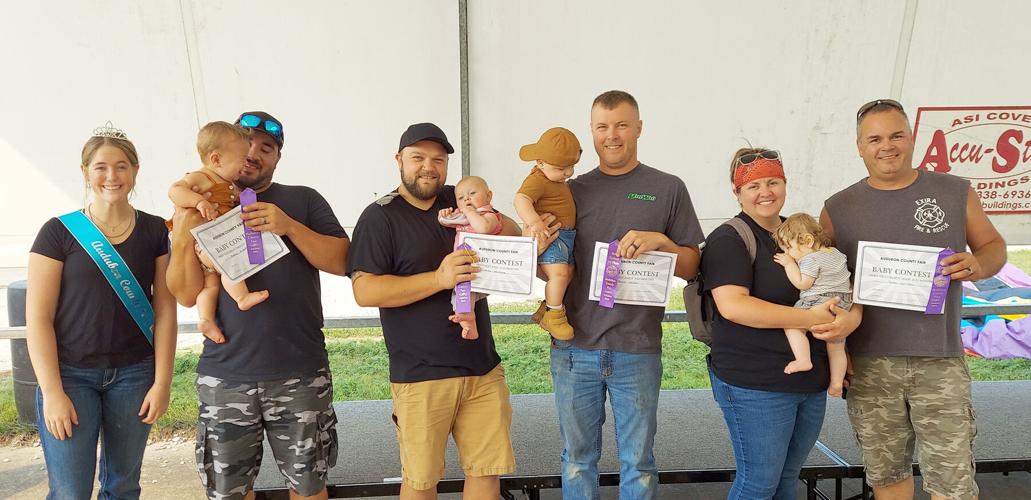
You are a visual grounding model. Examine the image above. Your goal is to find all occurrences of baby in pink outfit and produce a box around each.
[437,176,502,339]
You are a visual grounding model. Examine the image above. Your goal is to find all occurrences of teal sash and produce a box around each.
[58,211,154,344]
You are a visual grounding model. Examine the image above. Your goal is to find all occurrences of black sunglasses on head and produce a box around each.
[735,150,781,167]
[856,99,905,123]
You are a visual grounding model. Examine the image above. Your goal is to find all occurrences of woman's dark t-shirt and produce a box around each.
[30,211,168,369]
[701,212,829,393]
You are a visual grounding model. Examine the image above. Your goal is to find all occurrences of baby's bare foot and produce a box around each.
[828,383,844,398]
[198,319,225,344]
[458,318,478,340]
[236,290,269,311]
[784,359,813,374]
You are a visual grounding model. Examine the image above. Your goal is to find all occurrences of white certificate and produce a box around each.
[456,233,538,297]
[189,206,290,284]
[588,242,678,307]
[853,241,945,312]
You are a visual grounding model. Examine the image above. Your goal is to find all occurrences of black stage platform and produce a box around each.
[254,381,1031,499]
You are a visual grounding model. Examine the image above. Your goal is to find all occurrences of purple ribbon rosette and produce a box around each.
[240,188,265,265]
[598,240,622,309]
[925,248,955,315]
[454,242,473,314]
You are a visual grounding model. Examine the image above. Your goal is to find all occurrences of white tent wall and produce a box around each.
[0,1,197,249]
[468,0,907,234]
[1,0,1027,273]
[468,0,1030,240]
[0,1,461,267]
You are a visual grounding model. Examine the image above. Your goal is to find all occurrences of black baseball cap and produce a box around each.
[235,111,285,149]
[397,122,454,154]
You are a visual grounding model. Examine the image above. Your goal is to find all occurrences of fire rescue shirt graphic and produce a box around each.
[913,197,949,233]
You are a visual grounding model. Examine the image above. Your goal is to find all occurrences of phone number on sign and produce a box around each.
[978,190,1031,200]
[979,190,1031,211]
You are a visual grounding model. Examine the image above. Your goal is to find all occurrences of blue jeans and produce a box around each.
[539,229,576,265]
[550,339,661,500]
[36,359,155,500]
[709,369,826,500]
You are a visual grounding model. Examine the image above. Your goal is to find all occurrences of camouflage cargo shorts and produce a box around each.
[195,368,338,499]
[847,356,978,499]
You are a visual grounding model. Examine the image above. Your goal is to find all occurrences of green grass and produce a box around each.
[1009,250,1031,276]
[2,250,1030,440]
[968,356,1031,380]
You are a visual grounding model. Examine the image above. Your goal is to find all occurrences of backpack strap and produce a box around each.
[723,217,757,263]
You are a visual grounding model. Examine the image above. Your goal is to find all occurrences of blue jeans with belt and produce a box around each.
[550,339,662,500]
[36,359,154,500]
[709,368,826,500]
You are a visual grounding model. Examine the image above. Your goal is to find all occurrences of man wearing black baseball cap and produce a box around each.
[234,111,284,190]
[347,123,519,499]
[167,111,349,500]
[397,122,455,154]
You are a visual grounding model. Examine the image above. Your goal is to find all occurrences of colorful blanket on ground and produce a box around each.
[960,264,1031,360]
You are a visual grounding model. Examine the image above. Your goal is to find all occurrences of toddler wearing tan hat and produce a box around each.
[514,127,581,340]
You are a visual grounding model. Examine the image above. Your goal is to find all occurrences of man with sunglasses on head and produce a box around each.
[166,111,349,500]
[820,100,1006,500]
[547,90,704,499]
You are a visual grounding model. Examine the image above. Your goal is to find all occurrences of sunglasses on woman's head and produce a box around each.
[735,150,781,167]
[856,99,904,123]
[238,114,283,139]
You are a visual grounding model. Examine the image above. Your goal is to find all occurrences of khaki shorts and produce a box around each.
[390,364,516,490]
[847,356,978,499]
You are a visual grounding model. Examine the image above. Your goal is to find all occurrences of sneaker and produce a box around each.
[534,302,574,340]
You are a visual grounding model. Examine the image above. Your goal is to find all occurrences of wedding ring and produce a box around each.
[263,217,268,225]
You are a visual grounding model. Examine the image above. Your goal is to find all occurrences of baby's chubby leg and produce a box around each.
[784,328,814,374]
[197,248,269,311]
[197,271,224,343]
[542,263,572,308]
[449,291,479,340]
[826,340,848,397]
[221,274,269,311]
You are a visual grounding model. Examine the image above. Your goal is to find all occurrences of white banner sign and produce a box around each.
[914,106,1031,214]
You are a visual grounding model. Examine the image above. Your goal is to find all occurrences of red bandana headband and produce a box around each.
[733,158,786,190]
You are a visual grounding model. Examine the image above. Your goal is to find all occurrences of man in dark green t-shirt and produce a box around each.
[553,91,704,500]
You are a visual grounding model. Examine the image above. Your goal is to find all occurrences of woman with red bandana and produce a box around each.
[699,147,863,499]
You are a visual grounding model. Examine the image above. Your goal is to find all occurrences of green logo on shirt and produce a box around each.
[627,193,656,202]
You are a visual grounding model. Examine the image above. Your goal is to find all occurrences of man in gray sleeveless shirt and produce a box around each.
[821,100,1006,500]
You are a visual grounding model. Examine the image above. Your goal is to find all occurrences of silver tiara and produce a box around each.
[91,121,129,140]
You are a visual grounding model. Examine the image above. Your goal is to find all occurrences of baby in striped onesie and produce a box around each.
[773,213,852,397]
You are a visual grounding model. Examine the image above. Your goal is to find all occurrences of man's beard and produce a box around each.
[402,172,442,200]
[236,161,272,189]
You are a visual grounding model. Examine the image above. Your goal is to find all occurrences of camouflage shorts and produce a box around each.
[195,368,338,499]
[847,356,978,499]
